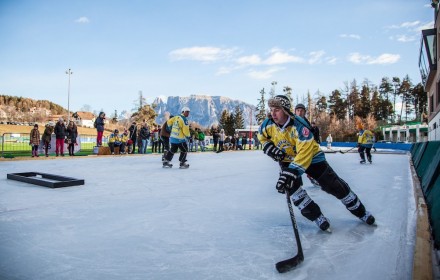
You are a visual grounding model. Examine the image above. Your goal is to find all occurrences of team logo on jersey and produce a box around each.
[302,127,310,137]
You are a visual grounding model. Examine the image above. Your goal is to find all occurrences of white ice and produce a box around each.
[0,151,416,280]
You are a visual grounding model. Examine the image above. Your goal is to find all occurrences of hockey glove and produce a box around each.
[276,168,298,194]
[263,142,285,162]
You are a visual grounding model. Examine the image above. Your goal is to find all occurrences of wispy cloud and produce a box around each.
[339,34,361,40]
[348,52,400,65]
[325,56,338,65]
[236,55,262,66]
[247,67,285,80]
[386,21,420,29]
[75,17,90,24]
[264,50,304,65]
[308,50,325,64]
[169,46,236,62]
[390,34,416,42]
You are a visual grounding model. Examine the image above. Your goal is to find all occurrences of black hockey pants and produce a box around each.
[164,142,188,163]
[358,146,372,162]
[306,161,367,219]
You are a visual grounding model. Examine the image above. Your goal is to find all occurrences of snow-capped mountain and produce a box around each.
[153,95,257,128]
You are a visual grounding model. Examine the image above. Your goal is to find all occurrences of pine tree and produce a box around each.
[233,105,245,130]
[328,89,347,120]
[219,110,229,131]
[256,88,267,124]
[378,77,393,121]
[359,83,371,118]
[348,79,361,120]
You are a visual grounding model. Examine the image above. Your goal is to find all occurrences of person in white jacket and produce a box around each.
[326,133,333,149]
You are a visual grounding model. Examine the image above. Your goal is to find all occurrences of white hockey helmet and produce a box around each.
[181,107,191,113]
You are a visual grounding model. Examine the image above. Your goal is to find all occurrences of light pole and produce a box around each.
[65,68,73,123]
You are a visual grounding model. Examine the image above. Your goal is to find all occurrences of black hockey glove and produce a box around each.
[276,168,298,194]
[263,142,285,162]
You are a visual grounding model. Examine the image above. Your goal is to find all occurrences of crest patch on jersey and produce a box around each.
[302,127,310,137]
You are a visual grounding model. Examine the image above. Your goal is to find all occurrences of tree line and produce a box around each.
[254,75,427,141]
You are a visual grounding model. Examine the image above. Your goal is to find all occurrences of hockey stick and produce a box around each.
[339,146,357,154]
[275,191,304,273]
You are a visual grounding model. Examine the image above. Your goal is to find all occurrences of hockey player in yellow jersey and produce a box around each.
[356,122,374,164]
[258,95,375,231]
[163,107,191,169]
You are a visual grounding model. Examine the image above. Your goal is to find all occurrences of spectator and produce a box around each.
[216,128,225,153]
[231,134,237,150]
[242,135,248,150]
[29,124,40,158]
[326,133,333,150]
[253,133,261,150]
[211,125,220,152]
[42,123,54,157]
[120,129,129,154]
[108,129,123,155]
[128,122,138,154]
[66,121,78,156]
[198,128,206,152]
[151,125,159,153]
[95,112,105,147]
[54,117,66,156]
[139,123,150,154]
[193,128,200,152]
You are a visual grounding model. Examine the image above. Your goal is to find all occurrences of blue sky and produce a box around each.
[0,0,433,115]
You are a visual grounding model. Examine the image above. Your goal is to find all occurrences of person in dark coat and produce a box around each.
[211,125,219,152]
[129,122,138,154]
[42,123,54,157]
[54,117,66,156]
[66,120,78,156]
[95,112,105,147]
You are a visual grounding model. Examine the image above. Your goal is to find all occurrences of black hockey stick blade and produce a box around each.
[276,253,304,273]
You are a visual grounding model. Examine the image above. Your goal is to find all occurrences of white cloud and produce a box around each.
[415,21,435,31]
[325,56,338,65]
[75,17,90,24]
[308,50,325,64]
[247,67,284,80]
[387,21,420,29]
[264,51,304,65]
[347,52,400,65]
[339,34,361,40]
[169,46,236,62]
[236,55,262,66]
[390,34,416,42]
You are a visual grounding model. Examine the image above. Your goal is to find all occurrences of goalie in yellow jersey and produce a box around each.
[258,95,375,230]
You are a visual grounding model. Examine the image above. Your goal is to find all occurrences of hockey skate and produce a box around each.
[314,214,331,232]
[360,159,366,164]
[179,161,190,169]
[162,161,173,168]
[360,211,375,225]
[367,156,372,164]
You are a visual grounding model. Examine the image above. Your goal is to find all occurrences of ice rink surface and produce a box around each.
[0,151,415,280]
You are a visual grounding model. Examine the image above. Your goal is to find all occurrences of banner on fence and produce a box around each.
[38,136,81,155]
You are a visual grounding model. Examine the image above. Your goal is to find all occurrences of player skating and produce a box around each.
[356,122,374,164]
[258,95,376,232]
[162,107,191,169]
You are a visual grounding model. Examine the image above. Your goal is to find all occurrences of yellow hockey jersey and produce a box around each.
[258,115,325,175]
